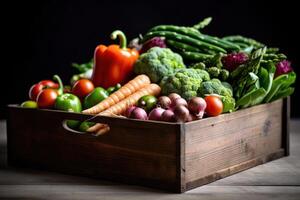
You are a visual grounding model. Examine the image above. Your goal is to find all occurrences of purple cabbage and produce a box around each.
[221,52,249,72]
[140,37,167,54]
[275,60,293,78]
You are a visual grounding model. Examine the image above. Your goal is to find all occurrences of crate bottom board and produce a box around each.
[184,148,285,192]
[8,149,285,193]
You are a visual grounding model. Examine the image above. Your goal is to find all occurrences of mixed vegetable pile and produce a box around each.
[20,17,296,135]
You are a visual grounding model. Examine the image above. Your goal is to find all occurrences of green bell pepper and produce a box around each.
[54,75,82,112]
[83,87,109,109]
[78,121,96,132]
[106,83,121,94]
[53,75,82,129]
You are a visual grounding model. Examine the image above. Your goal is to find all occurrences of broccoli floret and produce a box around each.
[194,68,210,82]
[134,47,185,83]
[219,69,230,81]
[190,62,206,70]
[198,79,232,97]
[198,79,235,112]
[207,67,220,78]
[160,68,210,100]
[220,95,236,113]
[221,81,233,96]
[205,53,224,68]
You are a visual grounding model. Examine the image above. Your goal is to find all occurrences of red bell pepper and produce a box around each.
[91,30,139,89]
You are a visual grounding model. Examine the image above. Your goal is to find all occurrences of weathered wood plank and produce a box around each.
[1,118,299,199]
[282,97,290,156]
[183,99,285,188]
[185,149,285,190]
[7,106,180,191]
[6,99,288,193]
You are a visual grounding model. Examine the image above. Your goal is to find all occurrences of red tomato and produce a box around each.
[29,80,58,101]
[36,89,58,109]
[72,79,94,99]
[29,83,44,101]
[204,96,223,117]
[38,80,58,88]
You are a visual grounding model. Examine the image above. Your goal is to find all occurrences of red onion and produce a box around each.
[124,106,137,118]
[148,107,165,121]
[129,107,148,120]
[187,113,200,122]
[157,96,172,109]
[188,97,207,119]
[168,93,181,102]
[161,109,176,122]
[173,105,190,122]
[171,97,187,108]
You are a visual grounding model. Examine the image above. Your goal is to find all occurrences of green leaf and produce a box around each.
[264,72,296,103]
[236,88,266,108]
[71,59,94,73]
[250,63,275,105]
[270,87,294,102]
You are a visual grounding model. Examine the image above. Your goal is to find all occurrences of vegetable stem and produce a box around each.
[53,75,64,95]
[111,30,127,49]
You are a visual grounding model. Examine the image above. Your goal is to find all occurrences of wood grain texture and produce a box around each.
[7,106,181,192]
[1,119,299,199]
[6,98,288,193]
[182,99,286,191]
[282,97,290,156]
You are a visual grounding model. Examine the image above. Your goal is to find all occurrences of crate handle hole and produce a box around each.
[61,120,105,137]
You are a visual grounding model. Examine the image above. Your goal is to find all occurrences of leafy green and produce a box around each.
[231,47,266,99]
[264,72,296,103]
[72,59,93,73]
[236,62,275,108]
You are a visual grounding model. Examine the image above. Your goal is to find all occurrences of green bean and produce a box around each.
[148,25,239,51]
[222,35,264,48]
[202,34,241,51]
[266,47,280,54]
[263,53,287,60]
[166,39,201,52]
[229,41,250,49]
[143,31,227,54]
[193,17,212,30]
[180,51,213,62]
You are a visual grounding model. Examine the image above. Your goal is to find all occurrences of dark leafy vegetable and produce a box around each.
[236,62,276,108]
[231,47,266,99]
[72,59,93,73]
[264,72,296,103]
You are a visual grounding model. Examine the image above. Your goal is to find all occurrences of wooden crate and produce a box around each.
[6,98,290,193]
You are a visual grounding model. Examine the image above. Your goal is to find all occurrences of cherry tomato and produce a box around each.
[39,80,58,88]
[204,96,223,117]
[72,79,94,99]
[29,80,58,101]
[29,83,44,101]
[36,89,58,109]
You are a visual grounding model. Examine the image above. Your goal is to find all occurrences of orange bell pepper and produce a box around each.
[91,30,139,88]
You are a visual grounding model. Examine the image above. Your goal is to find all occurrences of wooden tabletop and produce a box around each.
[1,120,300,200]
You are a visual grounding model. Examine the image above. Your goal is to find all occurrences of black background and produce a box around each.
[2,0,299,118]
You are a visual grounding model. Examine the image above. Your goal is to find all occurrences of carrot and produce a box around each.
[88,83,161,134]
[95,125,110,136]
[86,123,106,132]
[82,74,151,115]
[99,84,161,116]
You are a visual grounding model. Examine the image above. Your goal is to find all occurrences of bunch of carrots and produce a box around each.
[82,75,161,135]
